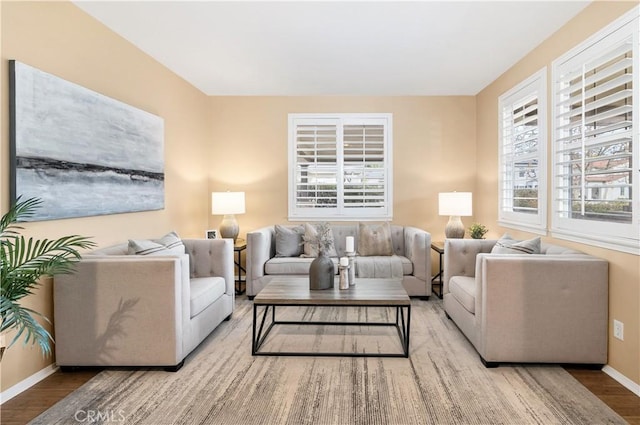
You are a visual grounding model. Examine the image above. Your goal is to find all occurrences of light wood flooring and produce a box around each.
[1,367,638,424]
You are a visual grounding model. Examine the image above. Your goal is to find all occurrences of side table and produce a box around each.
[431,241,444,299]
[234,239,247,295]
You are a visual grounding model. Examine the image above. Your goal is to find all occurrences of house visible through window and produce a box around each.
[288,113,393,220]
[552,6,639,254]
[498,68,547,233]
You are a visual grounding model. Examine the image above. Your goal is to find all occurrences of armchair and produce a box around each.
[443,238,608,367]
[54,238,234,371]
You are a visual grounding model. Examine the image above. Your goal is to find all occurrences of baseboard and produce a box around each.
[603,365,640,396]
[0,363,59,404]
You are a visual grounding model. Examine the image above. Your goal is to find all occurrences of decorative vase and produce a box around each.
[309,250,335,290]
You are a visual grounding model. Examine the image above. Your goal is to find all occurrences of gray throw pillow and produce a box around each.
[358,222,393,256]
[275,225,304,257]
[491,234,541,255]
[128,239,167,255]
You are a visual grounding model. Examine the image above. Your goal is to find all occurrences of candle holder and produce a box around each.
[347,252,356,286]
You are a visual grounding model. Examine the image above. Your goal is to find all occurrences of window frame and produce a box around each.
[498,67,548,235]
[550,6,640,255]
[287,113,393,221]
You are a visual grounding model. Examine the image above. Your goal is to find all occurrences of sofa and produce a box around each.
[443,236,609,367]
[54,234,234,371]
[246,223,431,298]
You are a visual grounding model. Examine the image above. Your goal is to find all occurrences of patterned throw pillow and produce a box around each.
[275,225,304,257]
[490,234,541,255]
[358,222,393,256]
[128,239,167,255]
[302,223,338,257]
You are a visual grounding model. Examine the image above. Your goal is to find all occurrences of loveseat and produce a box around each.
[443,236,609,367]
[246,223,431,298]
[54,233,234,371]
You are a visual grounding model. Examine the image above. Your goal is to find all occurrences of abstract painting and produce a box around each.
[9,60,165,221]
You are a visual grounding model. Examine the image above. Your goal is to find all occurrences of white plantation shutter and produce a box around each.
[498,68,547,233]
[552,8,639,253]
[288,114,392,220]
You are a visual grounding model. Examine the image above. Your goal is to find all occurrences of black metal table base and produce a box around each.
[252,303,411,358]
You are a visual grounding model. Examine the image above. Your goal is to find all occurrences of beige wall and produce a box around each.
[476,0,639,387]
[0,1,211,391]
[208,96,477,238]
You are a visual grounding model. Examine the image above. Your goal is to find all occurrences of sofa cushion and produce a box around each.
[358,222,393,256]
[153,231,184,251]
[449,276,476,314]
[190,277,226,318]
[491,234,541,255]
[275,225,304,257]
[265,257,339,275]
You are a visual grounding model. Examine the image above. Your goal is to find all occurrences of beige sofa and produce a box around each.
[443,238,609,367]
[246,224,431,298]
[54,238,234,371]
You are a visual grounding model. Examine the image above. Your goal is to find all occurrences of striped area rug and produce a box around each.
[31,296,625,424]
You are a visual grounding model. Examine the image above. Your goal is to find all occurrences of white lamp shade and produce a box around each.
[438,192,472,216]
[211,191,245,215]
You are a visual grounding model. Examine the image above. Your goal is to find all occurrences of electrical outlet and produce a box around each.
[613,320,624,341]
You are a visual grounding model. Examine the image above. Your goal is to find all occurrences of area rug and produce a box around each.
[31,297,625,425]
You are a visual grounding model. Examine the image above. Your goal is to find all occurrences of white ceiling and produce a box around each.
[73,1,591,96]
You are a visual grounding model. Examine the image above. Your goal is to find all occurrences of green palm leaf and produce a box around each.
[0,196,95,357]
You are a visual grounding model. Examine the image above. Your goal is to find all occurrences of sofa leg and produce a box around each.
[59,366,80,373]
[164,360,184,372]
[480,356,499,368]
[420,296,430,301]
[247,295,255,301]
[224,313,232,321]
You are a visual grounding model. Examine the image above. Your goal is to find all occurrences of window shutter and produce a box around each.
[343,123,386,210]
[554,36,633,224]
[498,68,546,232]
[293,122,338,211]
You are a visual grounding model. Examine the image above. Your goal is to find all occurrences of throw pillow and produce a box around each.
[128,239,167,255]
[358,222,393,256]
[302,222,338,257]
[153,231,186,255]
[275,225,304,257]
[491,234,541,255]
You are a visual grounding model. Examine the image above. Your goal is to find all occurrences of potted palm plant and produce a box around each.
[0,197,95,360]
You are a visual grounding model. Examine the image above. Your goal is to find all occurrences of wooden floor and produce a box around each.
[1,367,638,424]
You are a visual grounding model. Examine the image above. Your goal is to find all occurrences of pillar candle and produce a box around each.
[345,236,355,253]
[340,256,349,267]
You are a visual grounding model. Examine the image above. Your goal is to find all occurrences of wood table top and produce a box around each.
[253,276,410,306]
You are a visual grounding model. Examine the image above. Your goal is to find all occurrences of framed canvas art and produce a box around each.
[9,60,165,221]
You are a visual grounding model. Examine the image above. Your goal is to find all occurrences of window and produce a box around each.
[288,113,393,220]
[498,68,547,233]
[552,7,639,254]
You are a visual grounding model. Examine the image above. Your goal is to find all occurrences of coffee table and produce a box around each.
[251,277,411,357]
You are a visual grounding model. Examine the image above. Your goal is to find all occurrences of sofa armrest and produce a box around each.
[476,254,609,363]
[404,226,431,281]
[246,226,275,292]
[443,239,496,294]
[183,238,234,295]
[54,256,185,366]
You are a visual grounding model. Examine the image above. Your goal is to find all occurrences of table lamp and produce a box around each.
[438,192,472,239]
[211,191,245,242]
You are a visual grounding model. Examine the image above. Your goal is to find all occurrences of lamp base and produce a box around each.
[219,214,239,242]
[445,216,465,239]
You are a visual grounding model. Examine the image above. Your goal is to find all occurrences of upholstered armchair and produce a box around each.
[54,238,234,371]
[443,238,609,367]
